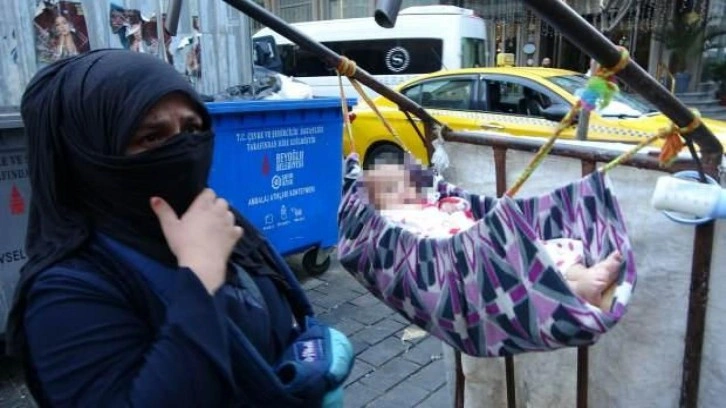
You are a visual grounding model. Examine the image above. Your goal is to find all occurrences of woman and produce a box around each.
[51,15,89,60]
[7,49,352,407]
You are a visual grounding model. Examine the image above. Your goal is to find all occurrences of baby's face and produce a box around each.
[363,163,425,210]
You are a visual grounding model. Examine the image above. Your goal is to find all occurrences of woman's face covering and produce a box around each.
[18,49,216,268]
[126,93,205,155]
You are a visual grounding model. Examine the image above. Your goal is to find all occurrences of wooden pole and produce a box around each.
[575,60,597,141]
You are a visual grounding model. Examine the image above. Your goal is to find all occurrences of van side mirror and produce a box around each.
[541,103,576,123]
[253,35,282,73]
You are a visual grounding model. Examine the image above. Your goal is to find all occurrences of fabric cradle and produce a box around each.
[337,156,637,357]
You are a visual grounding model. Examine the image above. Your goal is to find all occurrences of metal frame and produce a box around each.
[212,0,722,407]
[446,130,715,408]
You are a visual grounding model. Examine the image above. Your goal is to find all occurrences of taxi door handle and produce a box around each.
[480,122,505,130]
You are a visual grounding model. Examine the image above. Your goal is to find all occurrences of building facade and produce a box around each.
[252,0,720,88]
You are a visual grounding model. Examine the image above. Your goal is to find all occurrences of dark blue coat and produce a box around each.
[23,233,315,407]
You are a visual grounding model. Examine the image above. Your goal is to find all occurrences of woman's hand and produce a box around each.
[151,188,243,294]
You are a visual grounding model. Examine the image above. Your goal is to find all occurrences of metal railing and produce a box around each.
[444,130,713,408]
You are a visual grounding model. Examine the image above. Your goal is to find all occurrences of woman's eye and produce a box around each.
[141,133,166,146]
[184,122,203,133]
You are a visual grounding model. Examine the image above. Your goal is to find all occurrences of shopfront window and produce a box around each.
[327,0,370,19]
[401,0,439,7]
[327,0,438,20]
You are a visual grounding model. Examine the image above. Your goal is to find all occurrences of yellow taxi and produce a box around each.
[344,67,726,168]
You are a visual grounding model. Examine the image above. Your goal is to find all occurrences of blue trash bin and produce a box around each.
[206,97,355,275]
[0,109,29,339]
[674,72,691,94]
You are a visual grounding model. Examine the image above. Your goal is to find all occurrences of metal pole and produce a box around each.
[374,0,403,28]
[165,0,184,35]
[680,220,715,408]
[520,0,723,166]
[238,7,254,89]
[631,0,641,56]
[157,0,169,63]
[575,95,591,140]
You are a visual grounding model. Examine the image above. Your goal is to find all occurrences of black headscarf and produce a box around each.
[6,49,280,357]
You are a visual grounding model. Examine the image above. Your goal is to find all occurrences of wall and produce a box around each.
[198,0,254,96]
[438,140,724,407]
[0,0,253,108]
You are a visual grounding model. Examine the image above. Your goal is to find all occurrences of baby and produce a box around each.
[362,161,621,311]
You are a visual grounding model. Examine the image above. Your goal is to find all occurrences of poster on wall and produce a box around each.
[109,4,170,60]
[33,1,91,66]
[108,3,200,83]
[177,16,201,81]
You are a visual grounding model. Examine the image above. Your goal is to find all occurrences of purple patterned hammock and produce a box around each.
[337,155,637,357]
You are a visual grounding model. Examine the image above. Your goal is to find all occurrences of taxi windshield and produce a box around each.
[547,74,659,118]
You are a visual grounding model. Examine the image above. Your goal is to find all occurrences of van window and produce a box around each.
[277,38,444,77]
[461,37,487,68]
[278,45,327,76]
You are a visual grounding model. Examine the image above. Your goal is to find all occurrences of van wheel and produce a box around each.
[363,144,404,169]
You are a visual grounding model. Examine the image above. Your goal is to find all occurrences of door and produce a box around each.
[478,74,575,139]
[364,74,480,161]
[400,74,482,131]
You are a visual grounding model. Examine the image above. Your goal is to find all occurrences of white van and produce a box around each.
[252,5,489,98]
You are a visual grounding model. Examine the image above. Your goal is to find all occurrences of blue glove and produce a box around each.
[275,317,354,405]
[322,385,344,408]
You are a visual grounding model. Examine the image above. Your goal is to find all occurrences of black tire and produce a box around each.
[302,248,331,276]
[363,143,404,170]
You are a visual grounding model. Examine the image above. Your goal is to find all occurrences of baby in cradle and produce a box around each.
[362,160,622,311]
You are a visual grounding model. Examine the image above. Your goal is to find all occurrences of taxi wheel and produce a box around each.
[362,143,404,170]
